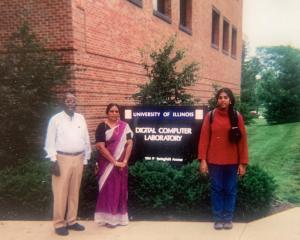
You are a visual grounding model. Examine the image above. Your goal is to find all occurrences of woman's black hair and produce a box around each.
[215,88,237,125]
[106,103,120,114]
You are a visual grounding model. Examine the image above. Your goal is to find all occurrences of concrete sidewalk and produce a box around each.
[0,208,299,240]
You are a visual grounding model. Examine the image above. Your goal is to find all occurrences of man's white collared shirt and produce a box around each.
[44,111,91,164]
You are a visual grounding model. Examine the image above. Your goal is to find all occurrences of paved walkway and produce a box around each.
[0,208,299,240]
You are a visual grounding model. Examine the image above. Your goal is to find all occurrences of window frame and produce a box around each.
[153,0,172,24]
[179,0,192,35]
[211,7,220,50]
[222,17,230,55]
[127,0,143,8]
[231,26,238,59]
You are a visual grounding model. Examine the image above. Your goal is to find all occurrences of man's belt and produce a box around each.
[57,151,84,156]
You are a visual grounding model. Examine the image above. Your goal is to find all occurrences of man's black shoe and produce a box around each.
[55,226,69,236]
[67,223,85,231]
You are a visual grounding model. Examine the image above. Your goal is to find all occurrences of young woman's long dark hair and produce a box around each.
[215,88,237,125]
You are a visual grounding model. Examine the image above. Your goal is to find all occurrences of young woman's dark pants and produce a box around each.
[208,164,238,222]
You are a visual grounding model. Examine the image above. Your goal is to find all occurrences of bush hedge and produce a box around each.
[0,159,52,218]
[0,158,276,219]
[129,160,177,210]
[129,160,276,214]
[173,161,210,210]
[78,154,98,218]
[236,165,277,214]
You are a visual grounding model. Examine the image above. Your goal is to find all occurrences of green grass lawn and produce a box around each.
[247,119,300,204]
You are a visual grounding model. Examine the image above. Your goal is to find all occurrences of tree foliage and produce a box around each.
[0,22,70,166]
[241,57,262,110]
[239,40,261,123]
[133,36,199,105]
[257,46,300,124]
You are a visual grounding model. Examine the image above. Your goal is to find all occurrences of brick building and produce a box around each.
[0,0,243,137]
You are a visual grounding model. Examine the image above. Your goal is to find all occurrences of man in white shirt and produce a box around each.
[44,93,91,236]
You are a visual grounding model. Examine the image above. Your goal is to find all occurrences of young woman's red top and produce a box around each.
[198,108,249,165]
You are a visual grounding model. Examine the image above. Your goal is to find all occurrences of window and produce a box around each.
[153,0,172,24]
[157,0,165,13]
[211,8,220,49]
[179,0,192,35]
[127,0,143,8]
[231,27,237,58]
[222,18,230,53]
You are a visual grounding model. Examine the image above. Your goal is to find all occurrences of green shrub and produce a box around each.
[78,153,98,218]
[128,160,277,215]
[132,35,199,106]
[129,160,177,209]
[173,160,210,210]
[0,157,277,219]
[0,22,70,167]
[0,154,99,219]
[237,165,277,214]
[0,159,52,217]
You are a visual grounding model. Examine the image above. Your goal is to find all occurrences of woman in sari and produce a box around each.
[94,103,133,227]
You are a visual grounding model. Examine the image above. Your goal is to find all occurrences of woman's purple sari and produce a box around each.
[94,120,130,226]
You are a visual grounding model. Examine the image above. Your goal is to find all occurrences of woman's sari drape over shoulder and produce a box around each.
[94,120,132,226]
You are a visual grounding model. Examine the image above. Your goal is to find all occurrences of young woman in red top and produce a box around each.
[198,88,248,230]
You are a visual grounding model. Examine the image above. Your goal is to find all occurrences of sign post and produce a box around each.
[122,106,205,164]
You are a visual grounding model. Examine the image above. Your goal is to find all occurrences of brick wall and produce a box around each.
[0,0,74,50]
[1,0,243,140]
[71,0,243,137]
